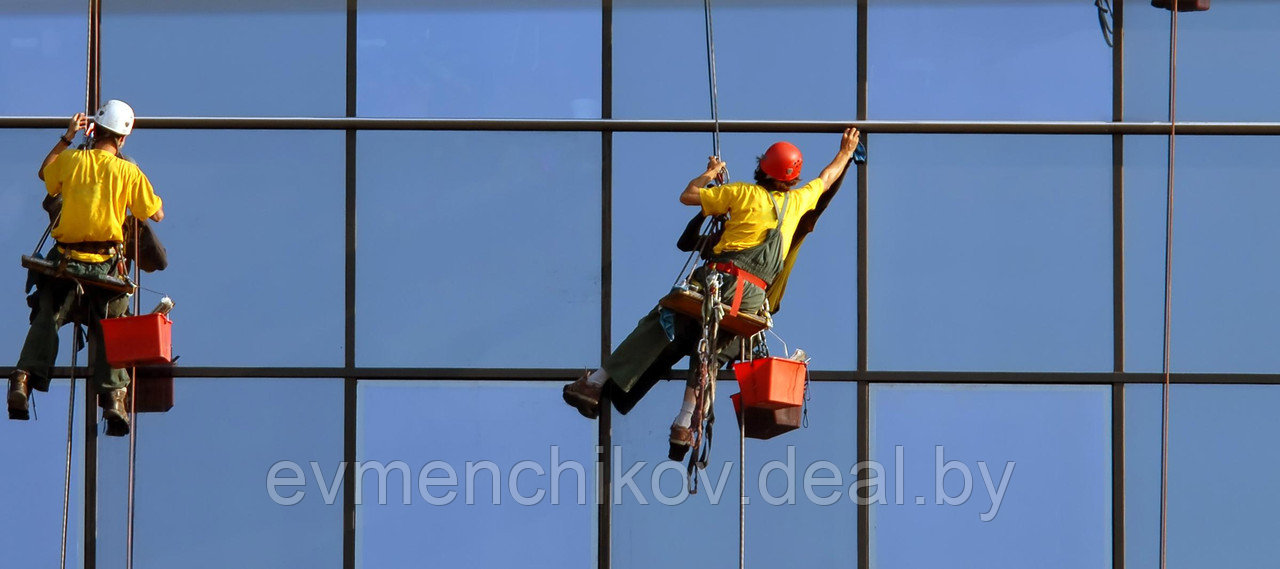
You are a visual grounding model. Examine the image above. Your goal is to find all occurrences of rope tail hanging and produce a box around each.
[1159,4,1180,569]
[126,221,141,569]
[699,1,745,567]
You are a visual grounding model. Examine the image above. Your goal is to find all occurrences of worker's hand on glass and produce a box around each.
[704,155,727,184]
[840,126,861,154]
[66,113,88,140]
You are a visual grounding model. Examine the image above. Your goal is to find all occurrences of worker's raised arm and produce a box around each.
[817,126,860,192]
[679,156,726,206]
[39,113,87,181]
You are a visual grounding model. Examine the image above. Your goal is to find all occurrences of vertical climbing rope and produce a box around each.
[703,0,722,161]
[126,224,141,569]
[700,2,741,567]
[1159,4,1180,569]
[738,400,745,569]
[60,315,80,569]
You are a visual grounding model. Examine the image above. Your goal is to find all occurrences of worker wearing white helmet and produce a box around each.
[8,100,165,436]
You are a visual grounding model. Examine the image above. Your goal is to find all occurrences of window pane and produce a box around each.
[614,0,858,119]
[1124,136,1280,373]
[356,131,600,367]
[869,135,1112,372]
[119,130,346,366]
[102,1,345,116]
[612,132,858,370]
[612,380,858,568]
[357,381,595,568]
[0,2,87,115]
[1126,1,1280,122]
[0,379,85,569]
[869,0,1110,120]
[359,1,601,118]
[871,384,1111,568]
[96,378,343,568]
[1126,384,1280,569]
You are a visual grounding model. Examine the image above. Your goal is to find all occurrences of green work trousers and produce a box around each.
[16,250,130,392]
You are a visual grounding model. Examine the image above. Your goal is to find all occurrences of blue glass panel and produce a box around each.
[0,2,87,115]
[357,381,595,568]
[612,380,857,568]
[612,132,858,370]
[0,379,85,569]
[95,378,343,568]
[1125,136,1280,373]
[358,1,601,118]
[1126,1,1280,122]
[117,130,346,366]
[1126,384,1280,569]
[614,0,858,119]
[869,0,1110,120]
[871,384,1111,568]
[869,134,1112,372]
[102,1,345,117]
[356,131,600,367]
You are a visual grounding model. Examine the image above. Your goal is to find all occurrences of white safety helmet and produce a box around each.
[94,99,135,136]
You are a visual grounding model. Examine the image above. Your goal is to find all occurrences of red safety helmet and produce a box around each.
[759,141,803,182]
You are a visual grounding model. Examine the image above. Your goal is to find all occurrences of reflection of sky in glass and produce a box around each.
[97,379,343,569]
[613,380,858,569]
[102,2,345,117]
[614,0,858,120]
[870,0,1110,120]
[0,4,87,115]
[871,384,1111,569]
[359,3,601,118]
[358,382,596,568]
[357,131,600,368]
[870,135,1112,372]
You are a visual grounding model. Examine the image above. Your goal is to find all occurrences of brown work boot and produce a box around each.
[562,373,602,419]
[101,388,130,437]
[8,370,31,421]
[668,424,693,462]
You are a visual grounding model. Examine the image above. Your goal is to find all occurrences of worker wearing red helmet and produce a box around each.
[564,127,860,458]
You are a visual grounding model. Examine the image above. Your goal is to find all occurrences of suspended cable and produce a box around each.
[60,318,78,569]
[1159,4,1180,569]
[703,0,722,162]
[126,223,141,569]
[700,1,742,567]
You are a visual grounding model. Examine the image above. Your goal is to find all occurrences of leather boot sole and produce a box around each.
[667,441,690,462]
[104,412,130,437]
[7,390,29,421]
[562,387,600,420]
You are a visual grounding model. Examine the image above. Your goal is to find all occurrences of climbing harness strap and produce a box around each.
[707,262,767,317]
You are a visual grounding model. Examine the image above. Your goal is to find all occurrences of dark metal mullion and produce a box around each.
[598,1,613,568]
[10,116,1280,135]
[85,1,101,567]
[1111,2,1126,568]
[343,2,358,569]
[855,1,869,569]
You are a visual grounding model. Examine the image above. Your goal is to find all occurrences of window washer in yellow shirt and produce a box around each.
[8,100,165,436]
[563,127,860,459]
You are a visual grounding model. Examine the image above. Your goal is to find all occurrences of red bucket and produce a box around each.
[731,393,802,440]
[100,314,172,368]
[733,356,807,409]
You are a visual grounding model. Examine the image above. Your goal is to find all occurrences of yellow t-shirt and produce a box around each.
[699,179,824,255]
[42,149,163,262]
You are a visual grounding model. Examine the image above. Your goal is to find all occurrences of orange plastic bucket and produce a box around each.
[732,356,806,409]
[100,314,172,368]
